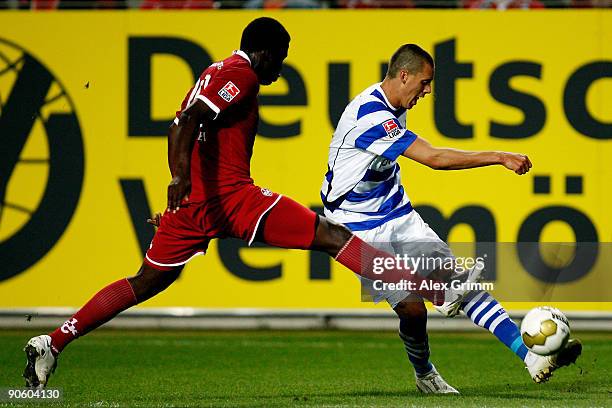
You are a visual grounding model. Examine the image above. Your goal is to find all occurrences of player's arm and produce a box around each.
[166,100,215,212]
[402,137,532,175]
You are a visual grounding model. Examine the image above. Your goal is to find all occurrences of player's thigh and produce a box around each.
[259,195,319,249]
[144,205,210,271]
[392,211,454,277]
[395,211,450,249]
[353,221,395,250]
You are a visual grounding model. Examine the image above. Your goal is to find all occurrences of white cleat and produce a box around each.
[23,335,57,388]
[435,263,485,317]
[415,366,460,394]
[526,338,582,383]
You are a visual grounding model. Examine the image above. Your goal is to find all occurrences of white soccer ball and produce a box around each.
[520,306,570,356]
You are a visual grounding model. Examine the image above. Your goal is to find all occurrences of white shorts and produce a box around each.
[352,210,453,309]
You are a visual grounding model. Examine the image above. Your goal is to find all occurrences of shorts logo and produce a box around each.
[382,119,402,139]
[218,81,240,102]
[261,188,273,197]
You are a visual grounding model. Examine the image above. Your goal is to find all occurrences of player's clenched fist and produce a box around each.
[500,152,532,175]
[167,176,191,213]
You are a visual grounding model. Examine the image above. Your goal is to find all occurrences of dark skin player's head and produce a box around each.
[240,17,290,85]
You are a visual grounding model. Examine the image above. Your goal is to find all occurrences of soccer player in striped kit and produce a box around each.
[321,44,581,392]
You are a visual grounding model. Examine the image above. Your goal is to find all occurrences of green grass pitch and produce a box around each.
[0,330,609,407]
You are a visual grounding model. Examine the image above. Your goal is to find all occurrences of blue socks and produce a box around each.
[462,291,528,361]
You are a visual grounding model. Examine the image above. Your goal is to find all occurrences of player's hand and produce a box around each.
[167,176,191,213]
[147,213,162,228]
[500,152,532,175]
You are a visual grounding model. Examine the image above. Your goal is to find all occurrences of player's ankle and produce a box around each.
[415,363,435,378]
[48,338,61,357]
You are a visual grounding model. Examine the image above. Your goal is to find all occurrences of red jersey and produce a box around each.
[174,51,260,202]
[145,51,316,270]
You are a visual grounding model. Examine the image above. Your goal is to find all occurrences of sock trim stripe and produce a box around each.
[407,351,430,360]
[467,299,493,320]
[123,278,138,303]
[404,345,429,354]
[404,342,428,349]
[482,306,504,329]
[463,291,488,314]
[510,336,524,354]
[407,352,430,360]
[398,331,426,343]
[472,299,497,322]
[476,302,501,326]
[489,313,510,333]
[516,344,529,360]
[334,235,355,261]
[403,343,429,353]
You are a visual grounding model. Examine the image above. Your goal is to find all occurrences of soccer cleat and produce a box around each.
[434,263,485,317]
[23,335,57,388]
[526,338,582,383]
[415,366,460,394]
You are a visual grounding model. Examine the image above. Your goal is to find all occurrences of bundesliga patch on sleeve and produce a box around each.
[382,119,402,139]
[218,81,240,102]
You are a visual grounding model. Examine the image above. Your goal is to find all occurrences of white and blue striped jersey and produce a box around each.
[320,83,418,231]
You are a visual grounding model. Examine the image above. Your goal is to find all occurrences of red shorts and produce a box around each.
[144,185,317,270]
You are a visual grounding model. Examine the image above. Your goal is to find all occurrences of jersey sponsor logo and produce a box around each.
[261,188,273,197]
[218,81,240,102]
[382,119,402,139]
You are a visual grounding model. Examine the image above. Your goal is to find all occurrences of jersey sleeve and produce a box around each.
[194,69,257,120]
[352,111,418,161]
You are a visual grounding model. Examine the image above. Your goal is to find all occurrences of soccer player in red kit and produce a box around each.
[23,18,450,389]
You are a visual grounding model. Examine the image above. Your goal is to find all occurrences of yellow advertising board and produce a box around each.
[0,11,610,311]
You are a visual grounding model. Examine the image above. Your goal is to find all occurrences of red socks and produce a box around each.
[335,236,445,305]
[49,278,137,355]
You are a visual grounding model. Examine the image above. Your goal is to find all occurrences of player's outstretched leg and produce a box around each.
[23,263,181,388]
[459,291,582,383]
[259,198,446,303]
[394,298,458,394]
[310,217,445,304]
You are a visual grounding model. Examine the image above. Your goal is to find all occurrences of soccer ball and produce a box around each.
[520,306,570,356]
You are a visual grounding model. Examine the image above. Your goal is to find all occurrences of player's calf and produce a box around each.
[23,264,182,388]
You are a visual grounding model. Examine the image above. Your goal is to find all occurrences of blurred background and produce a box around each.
[0,2,610,332]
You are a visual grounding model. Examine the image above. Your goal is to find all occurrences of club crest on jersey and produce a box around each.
[382,119,402,139]
[218,81,240,102]
[261,188,273,197]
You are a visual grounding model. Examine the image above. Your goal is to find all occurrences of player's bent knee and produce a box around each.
[128,263,182,303]
[312,216,353,255]
[394,297,427,320]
